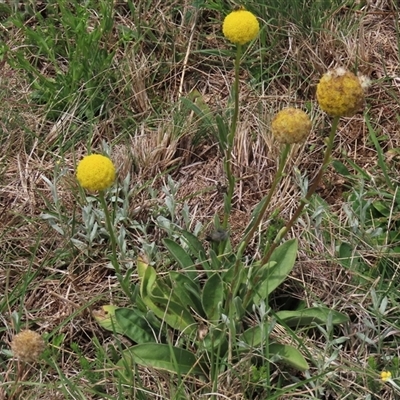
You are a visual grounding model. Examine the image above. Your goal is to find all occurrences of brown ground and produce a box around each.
[0,1,399,398]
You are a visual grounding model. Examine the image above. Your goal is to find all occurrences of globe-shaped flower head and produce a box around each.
[316,68,365,117]
[271,108,312,144]
[11,330,46,362]
[76,154,116,192]
[223,9,259,45]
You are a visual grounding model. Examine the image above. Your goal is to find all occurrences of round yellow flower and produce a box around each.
[271,108,312,144]
[11,330,46,362]
[316,68,364,117]
[222,9,259,45]
[381,371,392,382]
[76,154,116,192]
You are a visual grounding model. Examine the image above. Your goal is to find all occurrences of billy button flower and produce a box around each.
[316,68,365,117]
[222,9,259,45]
[11,329,46,362]
[381,371,392,382]
[271,108,312,144]
[76,154,116,192]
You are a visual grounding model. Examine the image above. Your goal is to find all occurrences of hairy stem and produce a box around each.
[261,115,340,265]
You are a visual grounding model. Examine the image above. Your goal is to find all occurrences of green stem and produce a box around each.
[236,143,291,260]
[222,44,242,230]
[99,192,131,299]
[260,115,340,266]
[230,144,291,310]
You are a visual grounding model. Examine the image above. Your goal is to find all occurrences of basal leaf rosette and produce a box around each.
[316,68,365,117]
[271,108,312,144]
[76,154,116,192]
[222,9,259,45]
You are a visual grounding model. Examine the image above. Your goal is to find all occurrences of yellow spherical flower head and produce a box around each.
[222,9,259,45]
[316,68,364,117]
[381,371,392,382]
[11,329,46,362]
[271,108,312,144]
[76,154,116,192]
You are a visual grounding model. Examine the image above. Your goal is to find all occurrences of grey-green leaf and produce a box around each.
[275,307,349,328]
[269,343,309,372]
[202,273,224,322]
[118,343,205,376]
[115,308,155,343]
[163,238,197,279]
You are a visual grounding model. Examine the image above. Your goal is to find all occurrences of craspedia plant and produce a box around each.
[271,108,312,144]
[222,9,259,45]
[316,68,365,117]
[11,330,46,362]
[76,154,116,192]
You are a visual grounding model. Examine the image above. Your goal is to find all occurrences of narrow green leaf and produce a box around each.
[169,272,204,316]
[137,257,196,335]
[115,308,155,344]
[332,160,351,177]
[209,248,222,275]
[144,295,196,336]
[181,230,210,270]
[365,112,393,190]
[137,257,157,298]
[275,307,349,328]
[118,343,205,375]
[180,96,215,135]
[202,273,224,322]
[163,238,197,279]
[269,343,309,372]
[215,114,228,150]
[243,196,268,237]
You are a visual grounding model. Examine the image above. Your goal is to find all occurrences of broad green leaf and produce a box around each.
[118,343,205,376]
[181,230,210,271]
[275,307,349,328]
[169,272,204,316]
[239,327,309,371]
[251,261,276,281]
[240,325,269,348]
[253,239,298,304]
[137,257,196,335]
[202,273,224,322]
[163,238,197,279]
[143,295,196,336]
[92,305,124,334]
[115,308,155,343]
[269,343,309,372]
[202,323,228,355]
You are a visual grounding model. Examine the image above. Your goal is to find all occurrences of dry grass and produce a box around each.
[1,0,400,398]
